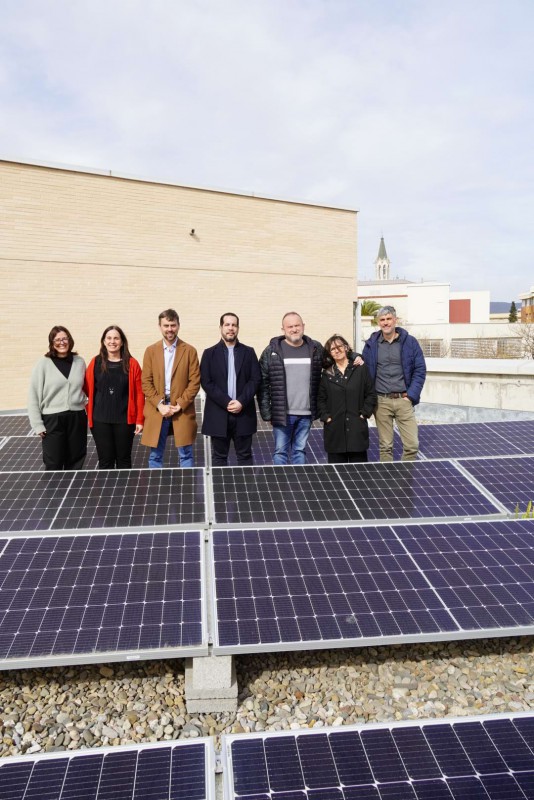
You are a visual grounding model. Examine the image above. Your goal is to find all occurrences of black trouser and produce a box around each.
[41,410,87,470]
[211,415,253,466]
[327,451,368,464]
[91,420,136,469]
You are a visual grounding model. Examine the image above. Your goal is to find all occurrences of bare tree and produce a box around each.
[510,322,534,359]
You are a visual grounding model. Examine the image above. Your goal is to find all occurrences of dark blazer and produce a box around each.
[200,340,261,437]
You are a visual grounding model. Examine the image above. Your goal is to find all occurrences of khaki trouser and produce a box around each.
[374,395,419,461]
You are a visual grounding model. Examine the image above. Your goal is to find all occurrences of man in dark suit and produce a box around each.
[200,313,261,466]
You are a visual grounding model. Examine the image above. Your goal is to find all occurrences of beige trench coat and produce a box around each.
[141,339,200,448]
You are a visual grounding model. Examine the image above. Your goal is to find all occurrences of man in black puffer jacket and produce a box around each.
[258,312,323,465]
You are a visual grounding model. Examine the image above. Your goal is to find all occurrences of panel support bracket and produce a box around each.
[184,654,238,713]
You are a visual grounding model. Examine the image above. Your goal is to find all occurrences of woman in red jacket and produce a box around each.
[86,325,144,468]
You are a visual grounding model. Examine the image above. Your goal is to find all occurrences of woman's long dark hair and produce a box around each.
[322,334,351,369]
[45,326,77,358]
[98,325,131,373]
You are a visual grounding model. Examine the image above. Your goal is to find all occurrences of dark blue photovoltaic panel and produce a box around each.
[336,460,501,520]
[212,465,362,525]
[0,416,32,436]
[0,531,204,664]
[0,740,210,800]
[0,469,206,533]
[0,435,205,473]
[213,527,458,651]
[484,419,534,455]
[225,427,403,467]
[54,469,206,530]
[0,472,75,533]
[460,455,534,513]
[417,422,524,459]
[394,518,534,632]
[225,715,534,799]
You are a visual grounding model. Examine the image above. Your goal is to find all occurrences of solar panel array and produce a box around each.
[212,518,534,654]
[223,714,534,800]
[0,738,214,800]
[3,415,532,470]
[0,530,206,667]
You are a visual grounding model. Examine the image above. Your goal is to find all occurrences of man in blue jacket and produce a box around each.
[362,305,426,461]
[201,313,261,466]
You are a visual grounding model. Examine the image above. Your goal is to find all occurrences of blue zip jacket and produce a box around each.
[362,326,426,406]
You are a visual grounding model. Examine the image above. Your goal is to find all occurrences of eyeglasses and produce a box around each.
[330,344,346,353]
[53,338,69,345]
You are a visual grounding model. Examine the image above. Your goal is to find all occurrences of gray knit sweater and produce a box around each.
[28,356,87,434]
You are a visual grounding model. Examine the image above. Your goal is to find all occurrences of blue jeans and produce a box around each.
[148,417,194,468]
[273,415,312,465]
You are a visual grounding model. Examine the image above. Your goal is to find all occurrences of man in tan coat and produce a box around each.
[141,309,200,467]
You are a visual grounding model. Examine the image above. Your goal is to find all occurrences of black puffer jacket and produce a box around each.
[258,335,323,426]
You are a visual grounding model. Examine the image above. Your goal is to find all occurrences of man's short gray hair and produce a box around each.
[376,305,397,318]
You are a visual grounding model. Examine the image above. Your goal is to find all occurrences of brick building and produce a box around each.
[1,159,357,410]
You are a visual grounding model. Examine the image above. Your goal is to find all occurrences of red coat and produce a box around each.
[85,356,144,428]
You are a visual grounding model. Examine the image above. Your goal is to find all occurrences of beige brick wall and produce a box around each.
[0,160,357,411]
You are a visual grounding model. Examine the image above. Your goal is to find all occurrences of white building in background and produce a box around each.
[357,238,520,358]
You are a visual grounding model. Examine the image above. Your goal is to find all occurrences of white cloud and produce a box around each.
[1,0,533,300]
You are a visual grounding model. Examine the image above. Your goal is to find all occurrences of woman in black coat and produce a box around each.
[317,334,377,463]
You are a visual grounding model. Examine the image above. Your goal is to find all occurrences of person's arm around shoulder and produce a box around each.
[258,345,272,421]
[28,359,47,436]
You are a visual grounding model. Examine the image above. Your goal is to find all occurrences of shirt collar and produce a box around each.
[163,338,179,352]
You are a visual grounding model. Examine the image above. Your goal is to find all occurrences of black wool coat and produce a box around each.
[200,340,261,437]
[317,363,377,454]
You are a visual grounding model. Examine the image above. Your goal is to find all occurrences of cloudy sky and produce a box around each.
[2,0,533,301]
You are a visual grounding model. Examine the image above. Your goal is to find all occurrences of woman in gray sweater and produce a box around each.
[28,326,88,470]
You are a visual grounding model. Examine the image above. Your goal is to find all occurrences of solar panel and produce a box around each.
[212,526,458,652]
[222,714,534,800]
[484,419,534,455]
[0,469,206,533]
[0,530,206,667]
[336,460,502,520]
[54,469,207,531]
[211,464,363,525]
[395,518,534,633]
[0,416,32,436]
[0,738,215,800]
[460,455,534,513]
[417,422,524,459]
[0,435,206,473]
[225,426,402,467]
[0,471,75,533]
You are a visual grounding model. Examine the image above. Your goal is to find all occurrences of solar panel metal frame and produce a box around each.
[0,528,209,670]
[221,711,534,800]
[0,736,216,800]
[210,518,534,655]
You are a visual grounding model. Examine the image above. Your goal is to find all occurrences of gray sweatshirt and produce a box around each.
[28,355,87,434]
